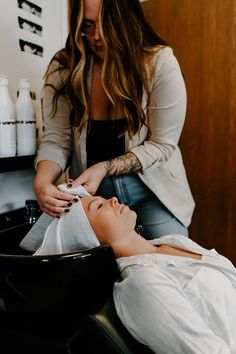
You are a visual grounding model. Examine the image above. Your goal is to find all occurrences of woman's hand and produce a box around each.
[70,154,141,195]
[34,181,76,217]
[70,162,106,195]
[34,160,76,217]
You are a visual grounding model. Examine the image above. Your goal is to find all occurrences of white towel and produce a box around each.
[57,184,91,197]
[20,184,100,255]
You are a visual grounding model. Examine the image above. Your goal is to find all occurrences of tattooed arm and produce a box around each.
[104,152,142,176]
[70,152,142,195]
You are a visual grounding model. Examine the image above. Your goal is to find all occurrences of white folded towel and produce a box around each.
[58,184,91,197]
[20,184,100,255]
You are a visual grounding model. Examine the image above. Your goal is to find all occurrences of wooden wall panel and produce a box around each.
[142,0,236,263]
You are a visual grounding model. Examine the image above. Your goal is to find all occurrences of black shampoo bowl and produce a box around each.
[0,224,152,354]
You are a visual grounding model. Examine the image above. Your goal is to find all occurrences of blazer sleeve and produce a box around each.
[130,47,187,171]
[36,60,73,172]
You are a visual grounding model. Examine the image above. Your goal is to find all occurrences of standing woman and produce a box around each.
[34,0,195,239]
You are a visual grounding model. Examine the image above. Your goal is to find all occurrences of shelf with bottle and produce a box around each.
[0,76,37,164]
[15,79,37,156]
[0,75,37,172]
[0,154,35,173]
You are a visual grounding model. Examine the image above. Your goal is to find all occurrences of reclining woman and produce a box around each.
[21,189,236,354]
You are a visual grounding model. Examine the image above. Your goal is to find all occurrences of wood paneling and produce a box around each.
[142,0,236,263]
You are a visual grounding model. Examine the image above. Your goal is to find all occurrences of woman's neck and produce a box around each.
[93,54,103,68]
[111,231,157,258]
[111,232,202,261]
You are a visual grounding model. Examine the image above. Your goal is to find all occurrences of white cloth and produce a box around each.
[20,184,100,255]
[20,212,54,252]
[57,184,91,197]
[114,235,236,354]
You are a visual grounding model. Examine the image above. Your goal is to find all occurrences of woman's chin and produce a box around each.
[93,48,104,60]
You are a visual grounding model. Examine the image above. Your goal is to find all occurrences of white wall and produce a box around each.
[0,170,36,214]
[0,0,68,100]
[0,0,68,214]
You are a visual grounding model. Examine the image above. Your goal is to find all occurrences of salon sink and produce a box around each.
[0,223,33,255]
[0,223,119,314]
[0,207,26,232]
[0,200,42,231]
[0,220,119,353]
[0,208,153,354]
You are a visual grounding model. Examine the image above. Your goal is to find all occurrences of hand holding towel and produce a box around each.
[20,184,100,255]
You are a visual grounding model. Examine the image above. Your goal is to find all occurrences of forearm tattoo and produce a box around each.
[104,152,142,176]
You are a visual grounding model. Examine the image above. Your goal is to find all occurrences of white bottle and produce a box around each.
[0,76,16,157]
[16,79,36,156]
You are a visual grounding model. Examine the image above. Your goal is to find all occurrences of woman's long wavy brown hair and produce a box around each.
[44,0,167,138]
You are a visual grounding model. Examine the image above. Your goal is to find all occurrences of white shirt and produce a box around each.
[114,235,236,354]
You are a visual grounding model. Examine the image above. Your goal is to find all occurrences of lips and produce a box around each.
[94,45,104,50]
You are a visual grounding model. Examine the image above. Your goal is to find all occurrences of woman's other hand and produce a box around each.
[70,162,106,195]
[70,153,141,195]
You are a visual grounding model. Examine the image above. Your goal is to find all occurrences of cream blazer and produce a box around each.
[37,47,195,227]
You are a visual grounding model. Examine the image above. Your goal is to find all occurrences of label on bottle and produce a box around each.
[0,112,15,123]
[0,113,16,157]
[16,117,36,156]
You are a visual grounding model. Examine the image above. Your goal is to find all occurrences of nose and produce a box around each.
[109,197,118,207]
[94,24,101,41]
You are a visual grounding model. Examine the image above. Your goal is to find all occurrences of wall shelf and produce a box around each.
[0,155,35,173]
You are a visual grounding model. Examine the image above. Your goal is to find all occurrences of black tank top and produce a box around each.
[86,118,126,162]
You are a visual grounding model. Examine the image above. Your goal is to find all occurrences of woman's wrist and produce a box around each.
[35,161,61,185]
[104,152,142,176]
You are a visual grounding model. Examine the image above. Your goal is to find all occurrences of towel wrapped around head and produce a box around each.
[20,185,100,255]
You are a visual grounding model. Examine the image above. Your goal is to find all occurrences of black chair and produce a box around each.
[0,224,153,353]
[70,297,153,354]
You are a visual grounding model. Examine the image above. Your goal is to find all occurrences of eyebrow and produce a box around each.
[88,197,102,210]
[83,18,95,23]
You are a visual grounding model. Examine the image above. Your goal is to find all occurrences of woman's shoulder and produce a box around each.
[145,45,182,79]
[149,45,172,55]
[145,45,172,60]
[151,46,179,67]
[45,56,69,86]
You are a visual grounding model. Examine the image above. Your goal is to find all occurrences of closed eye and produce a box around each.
[88,197,105,211]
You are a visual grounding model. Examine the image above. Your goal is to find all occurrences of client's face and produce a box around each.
[81,196,137,244]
